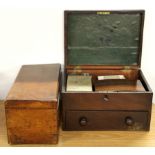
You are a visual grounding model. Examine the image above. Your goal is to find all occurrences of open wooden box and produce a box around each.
[62,10,153,131]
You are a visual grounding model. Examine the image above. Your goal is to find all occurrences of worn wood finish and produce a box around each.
[66,65,139,70]
[66,111,148,131]
[1,102,155,146]
[64,10,145,68]
[67,68,139,80]
[6,108,58,144]
[62,92,151,111]
[62,10,153,131]
[5,64,61,144]
[94,80,145,91]
[62,70,153,131]
[6,64,60,102]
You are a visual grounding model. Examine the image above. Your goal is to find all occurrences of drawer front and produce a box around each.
[63,93,152,110]
[65,111,148,131]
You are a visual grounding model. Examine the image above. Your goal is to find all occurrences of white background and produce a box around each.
[0,0,155,104]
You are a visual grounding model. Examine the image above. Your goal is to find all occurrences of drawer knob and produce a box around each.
[103,95,109,101]
[125,117,134,126]
[79,117,87,126]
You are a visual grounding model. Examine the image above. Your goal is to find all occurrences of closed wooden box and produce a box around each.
[5,64,61,144]
[62,10,153,131]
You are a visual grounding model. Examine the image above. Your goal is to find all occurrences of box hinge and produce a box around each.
[123,66,140,70]
[124,66,131,70]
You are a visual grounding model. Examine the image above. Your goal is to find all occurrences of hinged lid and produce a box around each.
[65,10,145,69]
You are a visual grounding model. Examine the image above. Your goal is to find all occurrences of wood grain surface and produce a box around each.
[4,64,60,144]
[0,101,155,147]
[6,64,60,101]
[94,80,145,91]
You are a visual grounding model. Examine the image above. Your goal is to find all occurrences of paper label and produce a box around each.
[98,75,125,80]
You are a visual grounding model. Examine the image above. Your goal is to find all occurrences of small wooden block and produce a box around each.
[94,79,145,91]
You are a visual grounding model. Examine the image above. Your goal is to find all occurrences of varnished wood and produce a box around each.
[67,69,139,80]
[0,101,155,146]
[66,65,139,70]
[62,92,151,111]
[94,80,145,91]
[62,70,153,131]
[6,108,58,144]
[6,64,60,102]
[63,10,152,131]
[66,111,148,131]
[4,64,61,144]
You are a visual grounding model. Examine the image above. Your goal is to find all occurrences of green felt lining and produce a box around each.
[66,12,142,66]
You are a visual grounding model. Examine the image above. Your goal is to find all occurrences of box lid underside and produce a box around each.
[66,11,144,67]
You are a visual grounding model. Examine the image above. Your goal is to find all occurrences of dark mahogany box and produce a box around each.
[62,10,153,131]
[5,64,61,144]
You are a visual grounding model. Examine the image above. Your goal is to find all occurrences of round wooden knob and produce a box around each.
[79,117,87,126]
[103,95,109,101]
[125,117,134,126]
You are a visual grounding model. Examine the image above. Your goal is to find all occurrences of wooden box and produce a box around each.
[62,10,153,131]
[5,64,61,144]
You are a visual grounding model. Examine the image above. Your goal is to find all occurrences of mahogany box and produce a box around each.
[5,64,61,144]
[62,10,153,131]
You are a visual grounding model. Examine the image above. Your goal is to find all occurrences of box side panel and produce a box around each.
[5,100,58,109]
[5,108,58,144]
[139,70,153,130]
[139,70,153,92]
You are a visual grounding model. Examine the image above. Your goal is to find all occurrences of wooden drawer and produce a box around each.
[62,93,152,111]
[65,111,148,131]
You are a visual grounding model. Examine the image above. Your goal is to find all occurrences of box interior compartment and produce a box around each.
[64,69,149,92]
[63,11,149,93]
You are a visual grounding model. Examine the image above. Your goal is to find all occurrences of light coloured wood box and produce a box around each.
[5,64,61,144]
